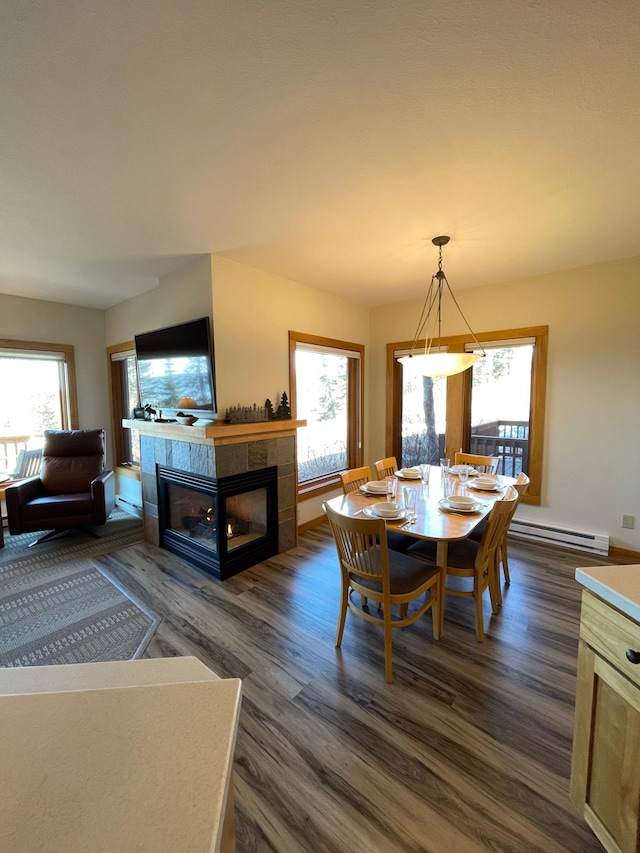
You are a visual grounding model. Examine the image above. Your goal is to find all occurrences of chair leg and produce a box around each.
[489,554,502,610]
[399,603,408,618]
[361,595,368,607]
[384,614,393,683]
[501,539,511,586]
[474,571,485,642]
[335,577,349,647]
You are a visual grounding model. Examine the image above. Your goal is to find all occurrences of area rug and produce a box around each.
[0,509,160,667]
[0,507,143,570]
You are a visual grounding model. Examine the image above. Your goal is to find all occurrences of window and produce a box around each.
[0,340,77,473]
[467,339,534,477]
[108,343,140,466]
[289,332,364,497]
[387,326,547,503]
[396,351,447,467]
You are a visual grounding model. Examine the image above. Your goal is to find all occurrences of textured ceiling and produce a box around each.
[1,0,639,309]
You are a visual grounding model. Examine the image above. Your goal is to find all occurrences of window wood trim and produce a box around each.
[0,338,78,429]
[289,331,365,500]
[107,341,136,469]
[387,326,548,505]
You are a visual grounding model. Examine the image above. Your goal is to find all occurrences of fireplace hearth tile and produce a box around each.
[276,436,295,465]
[140,435,156,474]
[142,471,158,506]
[277,473,296,511]
[154,438,169,467]
[279,518,296,551]
[247,438,278,470]
[171,441,190,472]
[277,462,295,479]
[191,442,215,476]
[215,444,248,478]
[144,511,160,546]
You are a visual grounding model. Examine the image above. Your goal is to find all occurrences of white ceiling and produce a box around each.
[1,0,639,310]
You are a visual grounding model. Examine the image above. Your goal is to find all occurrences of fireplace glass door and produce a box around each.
[157,465,278,580]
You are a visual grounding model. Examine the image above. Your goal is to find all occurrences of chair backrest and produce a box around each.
[41,429,106,495]
[476,486,518,568]
[374,457,398,480]
[339,466,371,494]
[514,471,530,498]
[12,448,43,479]
[324,502,390,591]
[455,451,499,475]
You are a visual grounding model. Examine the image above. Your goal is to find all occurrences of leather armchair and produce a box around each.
[5,429,115,545]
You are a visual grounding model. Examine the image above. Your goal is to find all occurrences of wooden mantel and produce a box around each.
[123,418,306,447]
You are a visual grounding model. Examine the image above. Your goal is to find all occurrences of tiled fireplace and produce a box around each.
[124,419,305,579]
[157,465,278,580]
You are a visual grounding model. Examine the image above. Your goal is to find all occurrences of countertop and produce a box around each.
[0,657,241,853]
[575,564,640,623]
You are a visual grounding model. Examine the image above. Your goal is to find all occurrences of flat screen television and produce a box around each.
[134,317,217,418]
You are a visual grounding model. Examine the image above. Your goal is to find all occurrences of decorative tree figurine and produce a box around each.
[265,398,275,420]
[275,392,291,420]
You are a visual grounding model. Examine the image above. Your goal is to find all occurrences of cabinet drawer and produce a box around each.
[580,590,640,690]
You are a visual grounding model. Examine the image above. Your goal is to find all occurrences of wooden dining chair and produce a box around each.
[343,462,413,556]
[454,451,499,475]
[500,472,530,586]
[339,466,372,494]
[408,487,518,641]
[374,457,398,480]
[468,470,530,595]
[324,502,442,682]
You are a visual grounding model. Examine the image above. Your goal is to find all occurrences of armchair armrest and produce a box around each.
[91,470,116,524]
[5,477,42,534]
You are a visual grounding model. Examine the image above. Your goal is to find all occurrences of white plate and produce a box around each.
[449,465,478,476]
[360,483,388,495]
[363,505,407,522]
[439,498,484,513]
[469,481,502,492]
[394,470,421,479]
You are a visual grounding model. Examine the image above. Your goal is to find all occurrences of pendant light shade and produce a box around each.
[399,351,481,377]
[398,236,485,378]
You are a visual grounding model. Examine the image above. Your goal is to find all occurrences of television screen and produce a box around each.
[134,317,216,416]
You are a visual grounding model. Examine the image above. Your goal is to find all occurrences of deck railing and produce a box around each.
[0,434,39,474]
[470,421,529,477]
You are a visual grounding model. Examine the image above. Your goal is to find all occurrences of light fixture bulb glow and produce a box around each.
[398,351,481,377]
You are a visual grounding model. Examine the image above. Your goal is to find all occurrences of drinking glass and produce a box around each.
[440,457,450,476]
[458,464,470,490]
[403,487,417,519]
[385,476,398,501]
[419,463,430,483]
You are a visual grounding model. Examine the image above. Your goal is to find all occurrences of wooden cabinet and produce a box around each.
[571,588,640,853]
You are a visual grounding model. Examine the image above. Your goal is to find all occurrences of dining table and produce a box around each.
[324,465,517,633]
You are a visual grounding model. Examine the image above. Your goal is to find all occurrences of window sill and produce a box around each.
[116,464,141,481]
[298,475,342,501]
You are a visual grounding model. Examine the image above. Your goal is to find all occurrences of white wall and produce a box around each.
[105,255,213,345]
[369,255,640,552]
[211,255,371,524]
[0,293,111,463]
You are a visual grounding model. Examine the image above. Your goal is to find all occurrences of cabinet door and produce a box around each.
[572,640,640,853]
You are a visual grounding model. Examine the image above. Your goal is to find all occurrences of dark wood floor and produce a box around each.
[93,527,621,852]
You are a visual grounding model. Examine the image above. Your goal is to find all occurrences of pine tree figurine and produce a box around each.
[275,392,291,420]
[265,398,275,420]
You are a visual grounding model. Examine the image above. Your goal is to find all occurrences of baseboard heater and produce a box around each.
[509,519,609,556]
[115,495,143,518]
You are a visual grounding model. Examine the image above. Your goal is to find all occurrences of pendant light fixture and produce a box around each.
[398,236,485,377]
